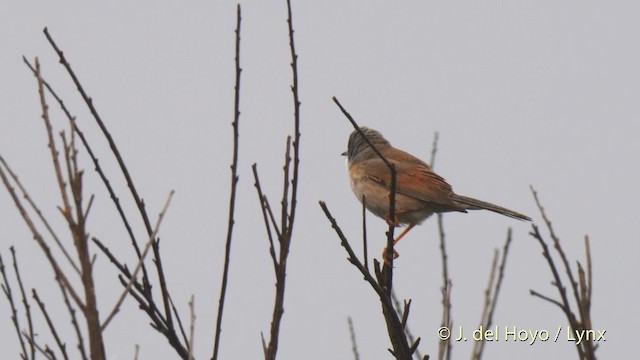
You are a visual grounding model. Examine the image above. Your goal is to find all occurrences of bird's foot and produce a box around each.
[384,213,400,227]
[382,246,399,265]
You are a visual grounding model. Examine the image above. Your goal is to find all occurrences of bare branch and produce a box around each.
[188,295,196,360]
[472,229,513,360]
[22,331,56,360]
[0,250,29,359]
[319,201,414,358]
[347,317,360,360]
[529,187,597,359]
[251,164,279,270]
[0,147,84,312]
[0,154,80,275]
[33,289,70,360]
[361,196,368,271]
[22,56,151,291]
[11,248,36,360]
[101,191,175,331]
[212,6,242,359]
[262,1,304,358]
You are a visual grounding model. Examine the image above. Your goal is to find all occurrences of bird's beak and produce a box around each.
[341,151,347,157]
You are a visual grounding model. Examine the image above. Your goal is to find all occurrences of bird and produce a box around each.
[343,127,530,257]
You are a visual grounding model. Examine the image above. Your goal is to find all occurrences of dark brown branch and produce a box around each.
[0,153,80,275]
[0,82,85,313]
[43,27,153,236]
[11,248,36,360]
[390,291,424,360]
[429,131,439,168]
[43,28,178,332]
[319,201,414,359]
[264,137,292,360]
[34,57,72,223]
[286,0,302,237]
[331,96,397,282]
[169,294,191,350]
[528,187,596,360]
[252,165,279,270]
[93,233,188,358]
[347,317,360,360]
[57,277,88,360]
[530,187,582,317]
[33,289,69,360]
[102,191,175,331]
[262,1,304,358]
[187,295,196,360]
[22,56,150,291]
[279,136,292,243]
[22,331,56,360]
[213,5,242,360]
[529,290,564,310]
[0,250,29,359]
[53,79,105,360]
[361,195,369,271]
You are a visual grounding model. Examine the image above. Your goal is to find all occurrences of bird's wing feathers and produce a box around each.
[364,155,464,210]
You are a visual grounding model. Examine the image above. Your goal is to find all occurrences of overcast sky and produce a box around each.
[1,1,637,359]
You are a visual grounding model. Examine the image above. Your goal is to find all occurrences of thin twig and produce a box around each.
[0,154,80,275]
[331,96,397,281]
[530,186,582,317]
[0,133,84,313]
[101,191,175,331]
[528,187,594,359]
[22,56,150,290]
[429,132,439,168]
[263,1,303,357]
[529,290,564,310]
[169,294,190,348]
[286,0,302,238]
[33,289,70,360]
[319,201,413,358]
[44,28,176,333]
[361,195,368,271]
[0,250,29,359]
[252,165,279,270]
[34,57,72,224]
[391,291,423,360]
[11,248,36,360]
[213,6,242,360]
[188,295,196,360]
[430,132,452,360]
[279,136,292,243]
[472,229,513,360]
[22,331,56,360]
[57,277,88,360]
[347,317,360,360]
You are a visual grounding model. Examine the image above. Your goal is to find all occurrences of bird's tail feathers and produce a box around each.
[453,195,531,221]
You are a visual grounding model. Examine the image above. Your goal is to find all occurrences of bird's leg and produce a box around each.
[382,223,415,263]
[393,223,415,246]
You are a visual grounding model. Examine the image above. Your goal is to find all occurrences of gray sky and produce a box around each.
[1,1,637,359]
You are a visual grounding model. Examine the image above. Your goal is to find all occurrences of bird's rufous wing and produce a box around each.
[363,151,465,211]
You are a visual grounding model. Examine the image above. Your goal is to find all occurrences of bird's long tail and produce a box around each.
[453,194,531,221]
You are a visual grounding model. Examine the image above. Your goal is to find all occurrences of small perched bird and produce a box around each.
[343,127,530,256]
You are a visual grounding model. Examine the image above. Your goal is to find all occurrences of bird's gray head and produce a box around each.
[343,127,391,163]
